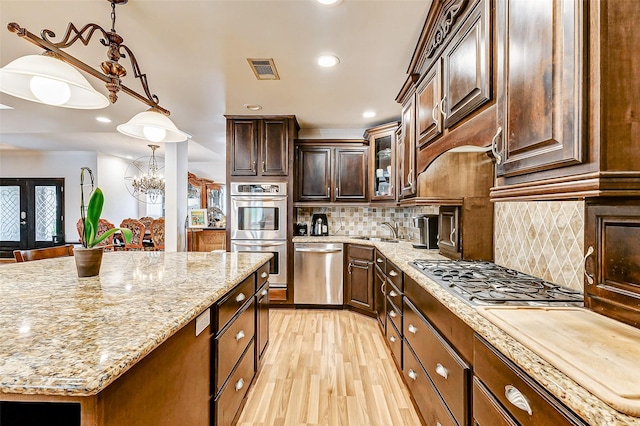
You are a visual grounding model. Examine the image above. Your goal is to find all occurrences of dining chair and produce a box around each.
[76,218,116,251]
[150,218,165,251]
[119,218,146,250]
[139,216,154,230]
[14,244,74,262]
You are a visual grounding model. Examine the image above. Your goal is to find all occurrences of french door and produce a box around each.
[0,178,65,257]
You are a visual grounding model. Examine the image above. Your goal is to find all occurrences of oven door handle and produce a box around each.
[231,196,286,202]
[233,241,286,247]
[295,248,342,254]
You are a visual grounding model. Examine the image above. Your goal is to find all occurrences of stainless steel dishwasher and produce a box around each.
[294,242,344,305]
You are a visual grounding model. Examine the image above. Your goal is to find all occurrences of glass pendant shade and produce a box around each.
[117,109,188,142]
[0,54,109,109]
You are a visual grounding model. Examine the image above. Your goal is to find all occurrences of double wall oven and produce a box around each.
[230,182,287,291]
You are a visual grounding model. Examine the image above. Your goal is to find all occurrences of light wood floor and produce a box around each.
[237,309,423,426]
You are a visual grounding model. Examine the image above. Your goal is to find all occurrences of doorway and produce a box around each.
[0,178,65,257]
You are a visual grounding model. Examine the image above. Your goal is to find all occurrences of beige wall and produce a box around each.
[493,201,585,292]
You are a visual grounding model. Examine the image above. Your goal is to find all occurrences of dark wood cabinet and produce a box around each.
[226,116,297,178]
[494,0,583,179]
[416,62,442,148]
[346,244,375,315]
[295,141,369,203]
[441,0,491,129]
[365,122,399,201]
[437,197,494,261]
[374,252,386,333]
[584,199,640,328]
[438,206,461,259]
[256,264,270,369]
[398,92,417,198]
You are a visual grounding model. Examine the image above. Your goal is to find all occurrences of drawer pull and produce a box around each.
[261,271,268,278]
[491,127,503,165]
[376,257,384,263]
[407,324,417,334]
[389,290,398,298]
[235,378,245,392]
[408,369,418,381]
[583,245,594,285]
[435,363,448,379]
[389,310,397,318]
[261,289,268,296]
[388,270,398,277]
[505,385,532,416]
[390,335,397,343]
[437,423,442,426]
[235,292,246,303]
[235,330,245,342]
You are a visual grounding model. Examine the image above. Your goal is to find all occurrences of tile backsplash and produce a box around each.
[494,201,585,292]
[295,206,439,243]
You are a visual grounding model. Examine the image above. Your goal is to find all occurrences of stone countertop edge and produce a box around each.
[0,251,271,398]
[293,236,637,425]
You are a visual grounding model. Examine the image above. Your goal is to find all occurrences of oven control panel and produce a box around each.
[231,182,287,195]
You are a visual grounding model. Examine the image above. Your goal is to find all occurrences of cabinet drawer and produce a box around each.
[214,299,255,395]
[473,376,518,426]
[403,343,456,426]
[386,280,402,311]
[348,244,375,261]
[473,335,587,426]
[386,319,403,370]
[216,274,255,332]
[387,296,402,335]
[404,299,470,425]
[374,249,386,272]
[386,259,403,291]
[213,341,256,426]
[257,262,270,288]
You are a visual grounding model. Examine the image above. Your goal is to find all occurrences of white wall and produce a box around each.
[0,150,139,243]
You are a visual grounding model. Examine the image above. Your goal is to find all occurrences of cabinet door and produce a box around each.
[347,259,374,313]
[442,0,491,128]
[229,120,258,176]
[374,265,386,332]
[399,95,417,198]
[296,147,331,201]
[417,61,442,147]
[256,282,269,368]
[370,131,396,201]
[438,206,461,259]
[585,201,640,328]
[261,118,288,176]
[495,0,583,177]
[335,148,368,202]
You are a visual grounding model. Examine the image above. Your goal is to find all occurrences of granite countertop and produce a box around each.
[293,236,638,425]
[0,251,271,397]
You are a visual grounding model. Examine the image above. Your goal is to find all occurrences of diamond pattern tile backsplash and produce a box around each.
[494,201,585,292]
[295,206,439,242]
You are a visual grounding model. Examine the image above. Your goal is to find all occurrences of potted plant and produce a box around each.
[76,184,132,277]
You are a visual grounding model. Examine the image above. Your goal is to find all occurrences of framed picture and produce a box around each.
[189,209,207,228]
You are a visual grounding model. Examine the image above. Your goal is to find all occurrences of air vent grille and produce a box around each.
[247,58,280,80]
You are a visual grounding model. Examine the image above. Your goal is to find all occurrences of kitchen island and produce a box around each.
[293,236,640,425]
[0,251,271,426]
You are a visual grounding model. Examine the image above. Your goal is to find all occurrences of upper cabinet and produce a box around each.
[398,90,417,199]
[490,0,640,200]
[226,116,299,178]
[364,122,399,202]
[295,140,369,204]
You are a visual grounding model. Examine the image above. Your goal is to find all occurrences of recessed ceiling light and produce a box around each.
[363,111,376,118]
[244,104,262,111]
[96,116,112,123]
[317,0,342,5]
[317,55,340,68]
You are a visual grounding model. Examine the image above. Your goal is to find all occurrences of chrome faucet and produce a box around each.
[381,221,399,239]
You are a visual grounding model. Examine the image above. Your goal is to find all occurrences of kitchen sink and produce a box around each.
[352,236,399,243]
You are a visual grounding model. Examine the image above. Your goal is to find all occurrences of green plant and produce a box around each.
[81,187,132,249]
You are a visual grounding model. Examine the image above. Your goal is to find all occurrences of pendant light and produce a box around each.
[117,108,188,143]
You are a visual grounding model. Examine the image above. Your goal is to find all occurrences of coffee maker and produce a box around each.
[311,213,329,236]
[412,214,438,249]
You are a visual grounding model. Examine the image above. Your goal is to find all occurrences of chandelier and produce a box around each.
[126,145,165,203]
[0,0,187,143]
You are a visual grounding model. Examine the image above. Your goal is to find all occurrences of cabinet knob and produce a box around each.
[389,290,398,298]
[505,385,533,415]
[376,258,384,263]
[408,324,418,334]
[235,378,245,392]
[261,271,268,278]
[235,330,246,342]
[435,363,448,379]
[390,335,396,343]
[389,309,397,318]
[583,246,595,285]
[431,100,440,125]
[348,261,352,274]
[491,127,503,165]
[450,228,456,247]
[408,369,418,381]
[261,289,268,296]
[388,270,398,277]
[439,96,447,121]
[235,292,246,303]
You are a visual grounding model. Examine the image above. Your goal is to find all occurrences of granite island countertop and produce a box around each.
[0,251,271,397]
[293,236,640,425]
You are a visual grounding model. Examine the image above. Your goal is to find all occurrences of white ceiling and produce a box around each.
[0,0,431,179]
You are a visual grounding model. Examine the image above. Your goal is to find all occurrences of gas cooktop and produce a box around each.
[410,260,584,307]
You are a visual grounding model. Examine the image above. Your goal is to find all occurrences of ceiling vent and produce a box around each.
[247,58,280,80]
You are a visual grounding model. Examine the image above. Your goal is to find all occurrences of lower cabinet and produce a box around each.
[213,341,255,426]
[374,250,386,333]
[256,281,270,369]
[346,244,375,315]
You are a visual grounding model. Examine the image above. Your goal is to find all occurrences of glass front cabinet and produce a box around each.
[365,122,400,202]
